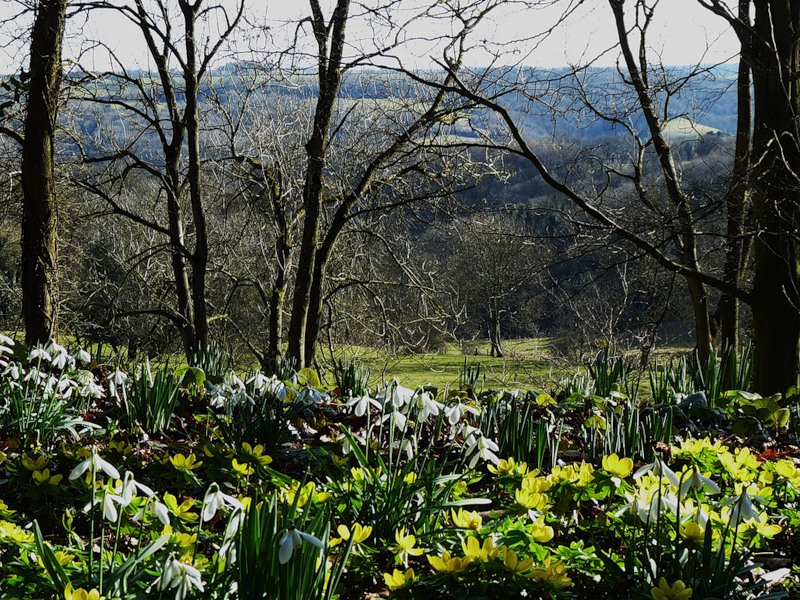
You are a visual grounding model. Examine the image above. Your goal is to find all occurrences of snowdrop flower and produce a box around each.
[69,450,120,481]
[202,483,243,522]
[49,343,70,370]
[117,471,155,505]
[0,334,14,348]
[75,348,92,364]
[445,400,480,436]
[218,508,245,563]
[134,498,170,526]
[84,491,127,522]
[279,527,324,564]
[464,427,500,469]
[381,409,408,432]
[385,382,415,408]
[153,556,204,600]
[28,346,52,363]
[722,488,764,526]
[347,393,381,417]
[415,391,443,422]
[296,386,328,405]
[107,369,128,400]
[678,468,720,499]
[633,458,680,487]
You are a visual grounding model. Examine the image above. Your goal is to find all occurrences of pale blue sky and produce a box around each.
[0,0,738,74]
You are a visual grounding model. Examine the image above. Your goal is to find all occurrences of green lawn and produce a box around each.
[318,338,577,393]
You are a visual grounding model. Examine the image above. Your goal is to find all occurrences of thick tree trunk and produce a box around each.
[269,234,291,361]
[21,0,66,346]
[716,0,752,384]
[748,1,800,395]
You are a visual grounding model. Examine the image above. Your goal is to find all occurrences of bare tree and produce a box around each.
[69,0,244,359]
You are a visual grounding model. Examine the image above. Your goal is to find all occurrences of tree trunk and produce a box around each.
[21,0,66,346]
[182,0,208,358]
[287,0,350,368]
[748,1,800,395]
[716,0,752,376]
[488,298,503,358]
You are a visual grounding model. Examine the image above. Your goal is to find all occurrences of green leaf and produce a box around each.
[297,367,321,388]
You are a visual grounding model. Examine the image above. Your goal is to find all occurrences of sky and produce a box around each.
[0,0,739,75]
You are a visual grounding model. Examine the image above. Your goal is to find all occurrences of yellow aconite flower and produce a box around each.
[427,551,472,573]
[330,523,372,547]
[549,464,576,483]
[38,550,74,569]
[651,577,692,600]
[383,568,415,590]
[0,500,15,516]
[679,522,708,544]
[161,524,198,547]
[283,481,330,507]
[461,536,499,562]
[64,583,104,600]
[742,513,782,539]
[528,554,572,587]
[168,453,203,472]
[775,459,799,480]
[528,515,554,543]
[488,457,527,477]
[602,454,634,479]
[231,458,254,476]
[515,488,549,511]
[163,492,199,522]
[240,443,272,467]
[501,549,534,574]
[404,472,418,485]
[33,468,63,486]
[575,461,595,487]
[451,507,482,530]
[0,520,34,544]
[22,455,47,471]
[522,473,551,493]
[393,528,424,565]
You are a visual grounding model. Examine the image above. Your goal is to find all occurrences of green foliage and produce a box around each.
[123,360,181,434]
[332,358,370,397]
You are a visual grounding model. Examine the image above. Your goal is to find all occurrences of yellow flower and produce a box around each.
[383,568,415,590]
[528,554,572,587]
[64,583,104,600]
[651,577,692,600]
[0,520,34,544]
[231,458,254,476]
[575,461,595,487]
[515,488,549,511]
[427,551,472,573]
[403,472,418,485]
[329,523,372,547]
[38,550,75,569]
[602,453,634,479]
[33,468,63,486]
[501,549,533,574]
[528,515,554,543]
[521,473,552,493]
[549,464,576,483]
[22,455,47,471]
[461,536,499,562]
[774,459,799,480]
[168,453,203,472]
[163,492,199,522]
[679,522,710,544]
[0,500,15,517]
[451,507,482,530]
[393,528,424,565]
[742,513,782,539]
[161,524,198,547]
[488,457,527,477]
[240,443,272,468]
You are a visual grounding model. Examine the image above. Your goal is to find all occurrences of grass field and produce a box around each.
[317,338,580,394]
